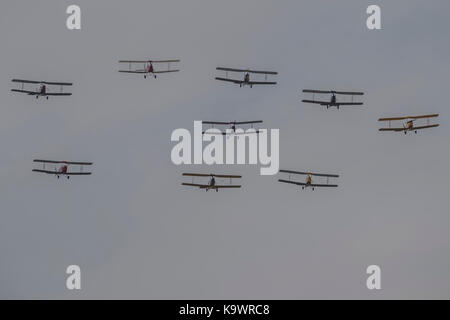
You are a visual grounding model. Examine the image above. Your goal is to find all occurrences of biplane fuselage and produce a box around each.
[143,63,156,79]
[205,177,216,191]
[239,73,252,88]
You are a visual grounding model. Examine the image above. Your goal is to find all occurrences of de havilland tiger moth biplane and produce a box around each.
[182,173,242,192]
[215,67,277,88]
[278,170,339,191]
[32,159,93,179]
[302,89,364,109]
[378,114,439,134]
[118,59,180,79]
[11,79,73,99]
[202,120,263,135]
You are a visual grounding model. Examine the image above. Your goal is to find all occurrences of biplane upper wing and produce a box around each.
[12,79,72,86]
[152,60,180,63]
[378,114,439,121]
[303,89,333,94]
[334,91,364,95]
[303,89,363,95]
[33,159,93,165]
[182,173,241,178]
[182,173,213,177]
[203,121,232,125]
[12,79,41,84]
[234,120,263,125]
[279,170,339,178]
[203,120,262,125]
[42,81,72,86]
[216,67,277,75]
[119,60,148,63]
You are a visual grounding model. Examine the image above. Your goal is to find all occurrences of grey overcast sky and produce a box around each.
[1,0,450,299]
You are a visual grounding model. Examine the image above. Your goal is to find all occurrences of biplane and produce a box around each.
[182,173,242,192]
[32,159,93,179]
[202,120,263,135]
[118,59,180,79]
[302,89,364,109]
[378,114,439,134]
[215,67,277,88]
[11,79,73,99]
[278,170,339,191]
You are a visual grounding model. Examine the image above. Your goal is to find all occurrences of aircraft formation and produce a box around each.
[11,58,440,192]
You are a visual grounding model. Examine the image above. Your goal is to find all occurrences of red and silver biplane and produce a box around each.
[302,89,364,109]
[215,67,277,88]
[378,114,439,134]
[278,170,339,191]
[119,59,180,79]
[32,159,93,179]
[182,173,242,192]
[202,120,263,135]
[11,79,73,99]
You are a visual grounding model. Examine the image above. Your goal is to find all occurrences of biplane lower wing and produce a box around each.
[153,70,180,74]
[302,100,362,106]
[302,99,329,105]
[215,77,242,84]
[45,93,72,96]
[11,89,37,94]
[203,130,260,135]
[379,124,439,132]
[119,70,147,74]
[11,89,71,96]
[199,185,241,189]
[215,77,276,85]
[336,102,363,106]
[32,169,91,175]
[278,179,307,186]
[278,179,337,188]
[182,183,208,187]
[247,81,277,85]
